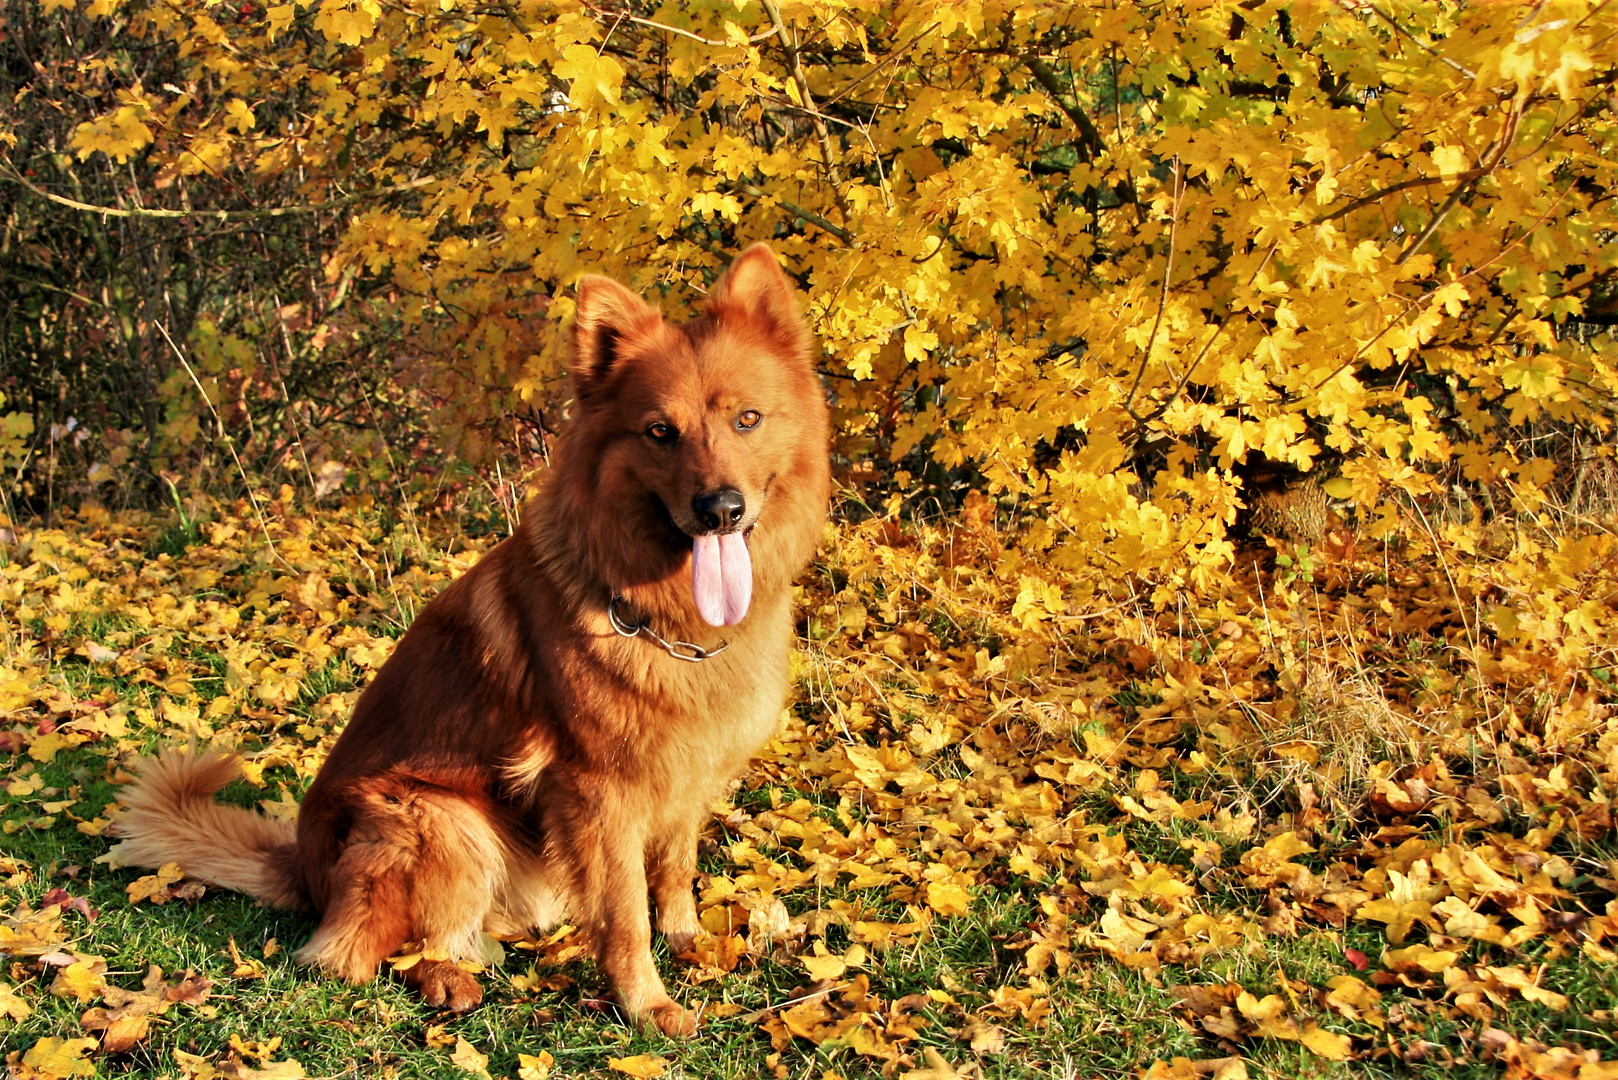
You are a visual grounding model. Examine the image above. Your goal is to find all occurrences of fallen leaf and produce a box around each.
[20,1036,99,1078]
[518,1050,555,1080]
[450,1036,489,1077]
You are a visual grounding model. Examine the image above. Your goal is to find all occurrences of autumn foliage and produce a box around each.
[3,0,1615,547]
[4,1,1618,1077]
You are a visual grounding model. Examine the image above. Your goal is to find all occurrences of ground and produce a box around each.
[2,493,1616,1079]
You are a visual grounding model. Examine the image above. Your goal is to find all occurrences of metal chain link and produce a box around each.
[607,594,730,663]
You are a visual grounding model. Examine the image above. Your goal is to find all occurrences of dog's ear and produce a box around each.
[572,275,659,399]
[706,244,805,350]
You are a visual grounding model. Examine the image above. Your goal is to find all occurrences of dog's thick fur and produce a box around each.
[110,245,829,1034]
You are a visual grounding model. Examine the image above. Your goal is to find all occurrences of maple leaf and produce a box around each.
[554,44,624,111]
[48,957,108,1003]
[517,1052,555,1080]
[449,1037,489,1078]
[0,981,33,1022]
[20,1036,99,1078]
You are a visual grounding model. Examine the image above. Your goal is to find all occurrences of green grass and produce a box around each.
[3,744,1608,1079]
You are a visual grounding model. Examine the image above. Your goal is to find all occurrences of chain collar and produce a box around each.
[607,594,730,663]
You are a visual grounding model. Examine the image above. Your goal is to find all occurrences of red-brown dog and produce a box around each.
[111,245,829,1034]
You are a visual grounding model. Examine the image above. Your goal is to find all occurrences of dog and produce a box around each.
[109,244,830,1035]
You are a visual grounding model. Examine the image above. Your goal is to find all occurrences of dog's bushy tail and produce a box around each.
[109,751,307,910]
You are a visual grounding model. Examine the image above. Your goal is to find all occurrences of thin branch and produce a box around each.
[610,11,779,48]
[759,0,843,191]
[151,313,284,565]
[2,168,437,221]
[726,181,855,244]
[1315,97,1589,227]
[1574,0,1615,30]
[1313,172,1469,225]
[1354,0,1478,80]
[817,23,938,112]
[1394,102,1520,266]
[1122,157,1184,423]
[1452,180,1579,287]
[1140,240,1280,430]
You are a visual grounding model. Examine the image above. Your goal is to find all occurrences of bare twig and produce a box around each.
[726,180,855,244]
[1395,102,1521,266]
[759,0,843,191]
[150,315,283,565]
[2,167,437,221]
[605,9,779,48]
[1354,1,1478,80]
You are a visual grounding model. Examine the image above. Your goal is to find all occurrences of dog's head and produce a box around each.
[563,244,828,626]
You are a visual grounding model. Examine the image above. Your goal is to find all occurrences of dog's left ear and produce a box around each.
[707,244,805,349]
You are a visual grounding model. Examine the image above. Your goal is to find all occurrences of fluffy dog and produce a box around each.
[110,244,830,1034]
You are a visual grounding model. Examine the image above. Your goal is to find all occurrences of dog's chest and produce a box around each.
[625,640,787,773]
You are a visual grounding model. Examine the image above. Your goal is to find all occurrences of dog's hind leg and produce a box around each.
[297,781,505,1011]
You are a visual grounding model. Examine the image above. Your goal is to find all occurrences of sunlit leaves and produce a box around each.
[36,0,1617,565]
[313,0,381,46]
[69,103,153,164]
[553,43,624,111]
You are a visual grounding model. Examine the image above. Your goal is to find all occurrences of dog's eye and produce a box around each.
[646,422,677,444]
[735,410,762,431]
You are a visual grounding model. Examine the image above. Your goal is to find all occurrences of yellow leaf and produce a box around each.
[265,4,295,37]
[925,881,971,917]
[313,0,381,45]
[28,731,67,763]
[1430,144,1468,179]
[518,1051,555,1080]
[0,980,34,1021]
[1298,1022,1352,1060]
[555,44,624,110]
[126,863,186,904]
[1383,945,1462,974]
[70,104,154,164]
[21,1036,99,1078]
[450,1037,489,1077]
[801,951,847,981]
[49,958,108,1003]
[174,1048,219,1080]
[607,1055,670,1078]
[901,1047,969,1080]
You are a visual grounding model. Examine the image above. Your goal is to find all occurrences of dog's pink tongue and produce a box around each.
[691,532,752,627]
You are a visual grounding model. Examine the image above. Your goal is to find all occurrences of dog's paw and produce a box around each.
[661,926,698,957]
[645,999,699,1037]
[399,959,483,1012]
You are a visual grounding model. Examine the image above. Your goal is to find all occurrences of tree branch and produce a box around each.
[1,168,438,221]
[587,5,780,49]
[1024,55,1104,161]
[1123,158,1184,424]
[759,0,843,191]
[726,181,855,244]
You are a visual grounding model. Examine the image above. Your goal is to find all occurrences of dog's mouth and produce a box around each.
[690,522,755,627]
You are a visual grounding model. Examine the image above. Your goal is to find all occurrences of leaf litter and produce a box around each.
[1,497,1616,1076]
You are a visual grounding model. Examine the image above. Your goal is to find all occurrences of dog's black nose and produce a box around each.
[693,489,745,532]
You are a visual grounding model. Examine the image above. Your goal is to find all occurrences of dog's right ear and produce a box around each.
[572,275,659,399]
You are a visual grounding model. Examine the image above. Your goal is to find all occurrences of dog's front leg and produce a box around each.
[647,814,701,955]
[568,809,697,1036]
